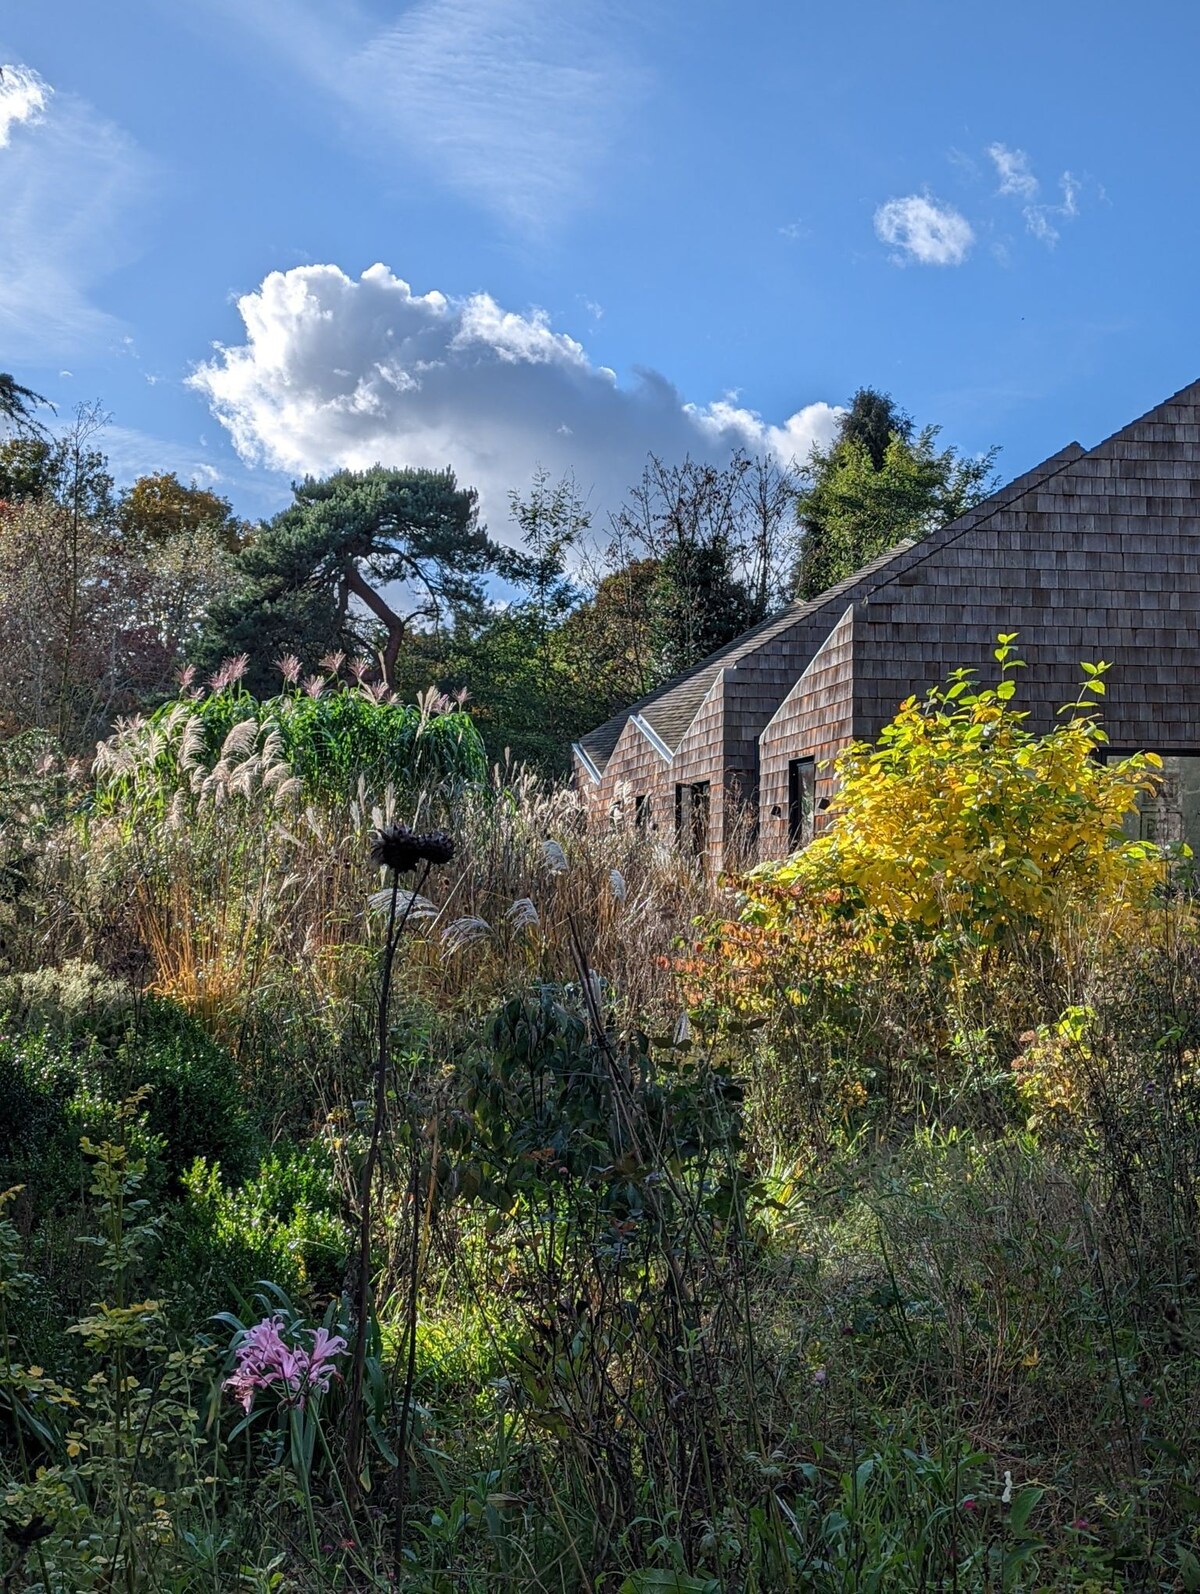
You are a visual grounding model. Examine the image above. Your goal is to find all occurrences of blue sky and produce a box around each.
[4,0,1199,535]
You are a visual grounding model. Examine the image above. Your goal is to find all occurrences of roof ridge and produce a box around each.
[576,436,1098,773]
[633,443,1084,743]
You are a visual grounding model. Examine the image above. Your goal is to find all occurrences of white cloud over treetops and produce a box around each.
[0,61,50,144]
[873,194,974,266]
[189,263,841,530]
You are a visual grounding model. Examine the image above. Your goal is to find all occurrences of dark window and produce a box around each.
[675,781,711,857]
[1106,751,1200,852]
[635,794,651,830]
[788,757,816,850]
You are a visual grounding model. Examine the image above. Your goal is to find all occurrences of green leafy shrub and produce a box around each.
[159,1142,345,1317]
[93,679,487,818]
[0,992,259,1215]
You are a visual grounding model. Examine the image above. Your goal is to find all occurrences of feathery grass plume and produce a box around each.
[440,916,491,954]
[506,897,540,931]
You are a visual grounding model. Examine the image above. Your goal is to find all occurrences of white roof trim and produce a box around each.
[572,741,602,783]
[630,714,673,762]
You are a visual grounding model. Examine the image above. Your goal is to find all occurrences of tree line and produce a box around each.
[0,375,997,767]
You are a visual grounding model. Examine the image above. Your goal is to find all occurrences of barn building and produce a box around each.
[572,378,1200,869]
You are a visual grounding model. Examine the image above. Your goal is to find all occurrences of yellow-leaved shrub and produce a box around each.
[762,637,1169,956]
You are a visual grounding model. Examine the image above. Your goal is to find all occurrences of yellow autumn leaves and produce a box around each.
[761,638,1171,954]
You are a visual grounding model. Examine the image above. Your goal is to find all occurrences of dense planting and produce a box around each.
[2,658,1199,1591]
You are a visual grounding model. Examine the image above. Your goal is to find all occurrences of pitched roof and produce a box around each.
[577,440,1085,774]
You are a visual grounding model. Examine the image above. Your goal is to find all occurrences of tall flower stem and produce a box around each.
[345,857,431,1505]
[394,1099,424,1567]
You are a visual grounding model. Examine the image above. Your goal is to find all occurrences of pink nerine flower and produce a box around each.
[307,1327,349,1398]
[224,1316,348,1413]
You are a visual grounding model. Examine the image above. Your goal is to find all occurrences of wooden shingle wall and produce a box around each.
[590,714,674,836]
[758,606,857,854]
[852,385,1200,751]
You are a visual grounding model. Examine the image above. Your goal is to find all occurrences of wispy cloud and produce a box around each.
[988,141,1082,247]
[195,0,646,233]
[0,61,149,357]
[874,193,974,266]
[189,261,840,529]
[1023,171,1080,245]
[0,61,50,144]
[987,142,1038,200]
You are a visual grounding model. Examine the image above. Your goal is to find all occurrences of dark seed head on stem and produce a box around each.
[369,822,457,873]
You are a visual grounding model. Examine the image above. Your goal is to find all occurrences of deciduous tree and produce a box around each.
[795,388,997,599]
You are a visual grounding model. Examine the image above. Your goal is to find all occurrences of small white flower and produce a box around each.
[1001,1470,1013,1505]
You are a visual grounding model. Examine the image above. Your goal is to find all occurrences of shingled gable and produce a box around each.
[574,438,1085,781]
[575,375,1200,867]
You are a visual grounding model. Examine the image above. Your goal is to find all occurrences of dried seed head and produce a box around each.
[369,823,457,873]
[417,829,456,866]
[370,823,425,874]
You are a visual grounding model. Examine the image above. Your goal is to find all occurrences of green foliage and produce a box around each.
[447,986,748,1228]
[609,452,798,684]
[0,995,260,1218]
[795,388,998,598]
[197,465,508,695]
[0,372,50,436]
[0,1115,244,1593]
[161,1147,344,1317]
[94,679,487,817]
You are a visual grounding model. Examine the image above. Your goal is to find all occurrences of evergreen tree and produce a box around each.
[197,466,504,693]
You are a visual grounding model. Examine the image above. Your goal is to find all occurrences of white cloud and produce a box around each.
[0,64,148,356]
[189,262,840,530]
[987,143,1082,247]
[0,61,50,144]
[194,0,645,231]
[987,142,1038,200]
[1023,170,1080,245]
[873,194,974,267]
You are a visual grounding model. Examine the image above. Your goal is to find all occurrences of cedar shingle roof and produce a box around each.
[577,440,1086,774]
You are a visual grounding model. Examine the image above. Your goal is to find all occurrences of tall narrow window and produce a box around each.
[788,757,815,850]
[675,781,711,857]
[635,793,652,830]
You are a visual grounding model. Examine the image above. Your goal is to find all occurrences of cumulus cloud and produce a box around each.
[189,262,840,530]
[874,194,974,267]
[195,0,645,231]
[0,62,50,144]
[987,142,1038,200]
[0,64,148,356]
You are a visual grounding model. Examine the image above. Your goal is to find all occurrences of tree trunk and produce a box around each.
[344,564,405,689]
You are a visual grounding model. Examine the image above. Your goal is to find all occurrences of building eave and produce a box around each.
[572,741,602,784]
[629,713,673,762]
